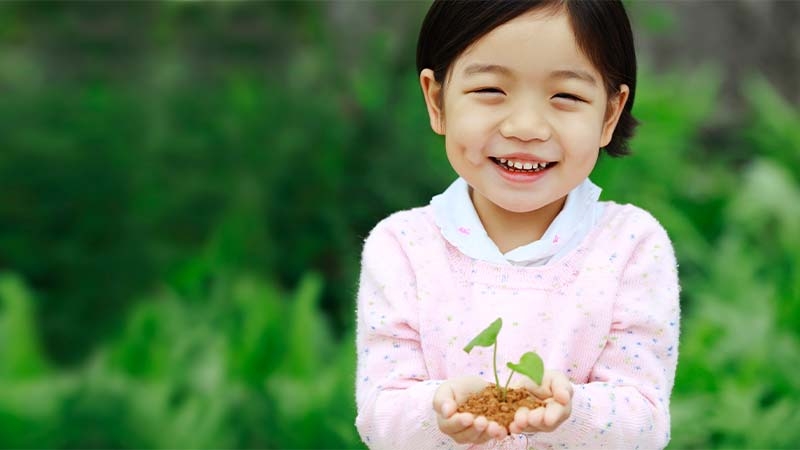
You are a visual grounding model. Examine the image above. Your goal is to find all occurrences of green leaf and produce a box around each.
[507,352,544,385]
[463,318,502,353]
[0,273,49,379]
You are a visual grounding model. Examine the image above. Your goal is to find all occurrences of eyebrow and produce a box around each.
[462,63,512,77]
[549,69,598,85]
[462,64,598,86]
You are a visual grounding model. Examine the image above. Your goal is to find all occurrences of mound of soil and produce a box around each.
[456,385,545,431]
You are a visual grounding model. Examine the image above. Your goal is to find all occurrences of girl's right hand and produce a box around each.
[508,370,573,435]
[433,376,509,444]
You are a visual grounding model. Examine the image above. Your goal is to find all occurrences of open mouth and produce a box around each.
[489,157,557,173]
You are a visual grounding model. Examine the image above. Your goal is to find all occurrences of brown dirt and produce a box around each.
[456,384,545,431]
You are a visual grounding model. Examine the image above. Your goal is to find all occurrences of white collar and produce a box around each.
[431,177,603,267]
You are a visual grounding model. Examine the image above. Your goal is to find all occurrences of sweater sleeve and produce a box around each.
[354,220,470,450]
[534,221,681,449]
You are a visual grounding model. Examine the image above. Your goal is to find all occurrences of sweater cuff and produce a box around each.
[358,380,472,450]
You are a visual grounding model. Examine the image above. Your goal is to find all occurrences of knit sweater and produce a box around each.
[355,202,681,450]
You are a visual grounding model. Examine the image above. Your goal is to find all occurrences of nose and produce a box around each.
[499,101,551,142]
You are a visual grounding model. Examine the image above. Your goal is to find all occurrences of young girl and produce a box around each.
[355,1,680,449]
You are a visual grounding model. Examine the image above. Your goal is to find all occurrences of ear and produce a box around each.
[600,84,630,148]
[419,68,445,135]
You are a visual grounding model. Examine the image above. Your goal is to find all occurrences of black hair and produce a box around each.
[416,0,638,157]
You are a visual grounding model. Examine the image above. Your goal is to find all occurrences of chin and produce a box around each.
[496,200,550,214]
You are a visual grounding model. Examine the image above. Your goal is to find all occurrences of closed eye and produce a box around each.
[472,87,505,95]
[553,93,585,102]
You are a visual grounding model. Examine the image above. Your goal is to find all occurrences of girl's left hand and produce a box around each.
[508,370,573,434]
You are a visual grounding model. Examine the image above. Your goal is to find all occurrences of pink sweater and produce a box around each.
[355,202,680,450]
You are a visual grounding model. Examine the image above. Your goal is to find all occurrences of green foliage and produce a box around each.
[661,76,800,449]
[0,269,364,449]
[590,66,800,448]
[0,1,441,365]
[0,274,49,379]
[464,318,545,400]
[742,76,800,179]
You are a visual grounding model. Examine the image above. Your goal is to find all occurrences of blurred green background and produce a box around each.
[1,1,799,449]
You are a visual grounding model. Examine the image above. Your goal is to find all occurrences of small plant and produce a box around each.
[463,318,543,402]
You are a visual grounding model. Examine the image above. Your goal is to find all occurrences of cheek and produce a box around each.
[444,100,489,135]
[557,113,606,154]
[444,104,496,159]
[447,91,502,124]
[444,134,485,167]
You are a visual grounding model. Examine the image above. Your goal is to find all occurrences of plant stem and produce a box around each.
[503,370,515,401]
[492,341,501,399]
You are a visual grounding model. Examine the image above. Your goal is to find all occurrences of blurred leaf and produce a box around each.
[0,273,49,379]
[727,159,800,249]
[283,272,331,378]
[742,75,800,176]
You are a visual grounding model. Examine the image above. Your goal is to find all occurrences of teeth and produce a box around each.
[495,157,552,171]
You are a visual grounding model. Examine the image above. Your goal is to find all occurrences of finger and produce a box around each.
[466,416,502,444]
[472,415,489,433]
[465,430,494,445]
[526,404,547,429]
[509,407,531,434]
[509,376,536,391]
[469,416,499,444]
[448,415,486,444]
[528,372,553,399]
[450,376,492,403]
[439,412,472,432]
[486,420,508,440]
[543,370,558,391]
[433,383,456,416]
[552,385,571,405]
[451,425,495,445]
[438,412,474,436]
[542,401,569,430]
[440,400,457,418]
[550,375,573,405]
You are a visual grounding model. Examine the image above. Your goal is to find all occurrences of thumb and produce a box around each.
[511,375,546,395]
[433,383,457,418]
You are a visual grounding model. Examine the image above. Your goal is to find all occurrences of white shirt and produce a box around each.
[430,177,605,267]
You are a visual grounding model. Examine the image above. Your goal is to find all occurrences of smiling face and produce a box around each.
[420,7,629,224]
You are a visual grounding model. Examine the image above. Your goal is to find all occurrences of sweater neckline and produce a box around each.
[439,202,619,289]
[430,177,603,267]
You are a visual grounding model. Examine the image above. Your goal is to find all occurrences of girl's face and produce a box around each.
[420,8,628,219]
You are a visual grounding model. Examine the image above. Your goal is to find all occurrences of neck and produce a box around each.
[471,190,566,254]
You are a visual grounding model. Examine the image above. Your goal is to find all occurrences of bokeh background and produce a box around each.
[1,1,799,449]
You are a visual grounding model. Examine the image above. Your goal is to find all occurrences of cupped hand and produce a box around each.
[508,370,573,434]
[433,375,509,444]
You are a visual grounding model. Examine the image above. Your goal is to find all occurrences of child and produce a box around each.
[355,1,680,449]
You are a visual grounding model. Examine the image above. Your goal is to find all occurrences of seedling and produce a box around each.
[463,318,544,401]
